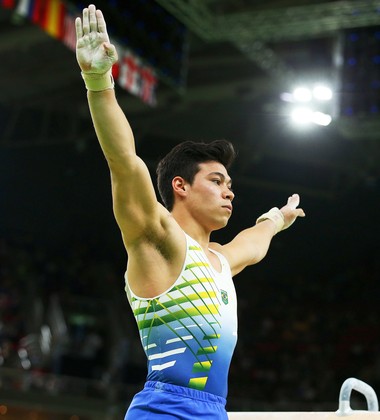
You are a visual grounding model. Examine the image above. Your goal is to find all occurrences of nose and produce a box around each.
[223,188,234,201]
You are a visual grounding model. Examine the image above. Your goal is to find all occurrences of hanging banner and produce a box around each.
[5,0,157,105]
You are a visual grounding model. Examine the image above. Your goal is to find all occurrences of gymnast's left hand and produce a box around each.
[280,193,305,230]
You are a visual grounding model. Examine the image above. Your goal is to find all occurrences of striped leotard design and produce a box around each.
[125,233,238,399]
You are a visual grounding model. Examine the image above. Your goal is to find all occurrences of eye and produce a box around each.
[212,179,221,185]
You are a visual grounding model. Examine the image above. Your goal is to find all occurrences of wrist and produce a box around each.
[81,69,115,91]
[256,207,285,234]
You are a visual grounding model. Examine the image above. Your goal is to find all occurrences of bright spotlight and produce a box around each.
[293,87,312,102]
[312,111,332,126]
[284,81,334,130]
[313,85,333,101]
[291,107,313,124]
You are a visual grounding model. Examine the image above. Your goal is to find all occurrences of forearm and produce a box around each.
[224,220,276,276]
[87,89,136,170]
[236,220,276,264]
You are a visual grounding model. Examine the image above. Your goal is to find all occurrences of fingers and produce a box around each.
[282,193,305,217]
[89,4,98,33]
[296,208,306,217]
[75,17,83,40]
[96,9,108,37]
[81,7,89,35]
[287,193,300,210]
[78,5,109,39]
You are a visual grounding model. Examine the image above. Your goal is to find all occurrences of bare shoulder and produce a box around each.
[209,241,232,262]
[209,241,239,276]
[209,241,224,253]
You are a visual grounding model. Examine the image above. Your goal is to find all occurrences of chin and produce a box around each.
[211,219,229,231]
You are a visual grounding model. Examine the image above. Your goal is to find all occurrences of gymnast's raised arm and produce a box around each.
[75,5,169,248]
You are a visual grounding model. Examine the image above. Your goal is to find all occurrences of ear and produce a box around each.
[172,176,188,198]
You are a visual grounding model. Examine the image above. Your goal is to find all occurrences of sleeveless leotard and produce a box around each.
[125,233,238,399]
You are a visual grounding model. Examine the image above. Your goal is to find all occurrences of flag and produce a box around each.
[62,12,77,51]
[10,0,158,106]
[31,0,46,25]
[140,68,157,105]
[45,0,66,39]
[120,53,141,95]
[14,0,32,18]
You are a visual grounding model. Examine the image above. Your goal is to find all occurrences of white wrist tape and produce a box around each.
[81,70,114,91]
[256,207,285,234]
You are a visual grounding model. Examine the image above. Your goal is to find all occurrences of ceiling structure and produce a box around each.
[1,0,380,202]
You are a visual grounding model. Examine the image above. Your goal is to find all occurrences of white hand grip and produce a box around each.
[336,377,379,416]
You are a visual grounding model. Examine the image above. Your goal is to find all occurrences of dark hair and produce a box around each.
[156,139,236,211]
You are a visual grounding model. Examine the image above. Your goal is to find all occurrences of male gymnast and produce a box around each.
[75,5,305,419]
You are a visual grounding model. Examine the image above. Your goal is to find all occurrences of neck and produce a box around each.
[171,207,211,249]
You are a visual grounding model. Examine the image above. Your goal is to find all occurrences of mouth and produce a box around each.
[222,205,233,213]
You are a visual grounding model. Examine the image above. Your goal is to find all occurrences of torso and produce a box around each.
[125,233,238,398]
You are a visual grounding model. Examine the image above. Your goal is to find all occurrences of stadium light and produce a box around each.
[290,108,332,127]
[293,87,312,102]
[291,107,314,124]
[313,85,333,101]
[282,82,334,128]
[312,111,332,126]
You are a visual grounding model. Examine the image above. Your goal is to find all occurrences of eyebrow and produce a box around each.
[209,172,232,186]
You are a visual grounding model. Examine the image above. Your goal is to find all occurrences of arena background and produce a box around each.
[1,1,380,419]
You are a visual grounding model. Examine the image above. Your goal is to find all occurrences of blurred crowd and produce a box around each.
[230,255,380,409]
[1,233,379,410]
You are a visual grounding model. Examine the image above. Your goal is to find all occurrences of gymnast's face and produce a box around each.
[184,161,234,230]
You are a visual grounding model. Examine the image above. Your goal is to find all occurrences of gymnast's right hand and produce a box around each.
[75,4,118,75]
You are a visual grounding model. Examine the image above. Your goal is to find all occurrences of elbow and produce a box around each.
[107,152,138,175]
[250,243,271,265]
[250,252,266,266]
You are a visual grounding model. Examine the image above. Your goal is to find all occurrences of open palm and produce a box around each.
[75,5,117,74]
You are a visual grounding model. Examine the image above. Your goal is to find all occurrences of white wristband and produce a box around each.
[256,207,285,234]
[81,70,114,91]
